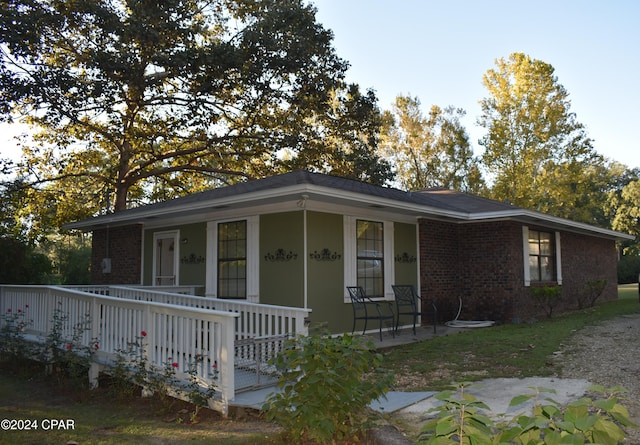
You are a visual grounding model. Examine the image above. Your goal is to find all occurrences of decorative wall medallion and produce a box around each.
[309,248,341,262]
[264,248,298,262]
[395,252,417,263]
[181,253,205,264]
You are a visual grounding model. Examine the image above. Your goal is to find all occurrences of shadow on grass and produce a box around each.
[0,360,281,445]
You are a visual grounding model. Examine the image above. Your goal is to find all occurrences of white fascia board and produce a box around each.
[465,209,635,241]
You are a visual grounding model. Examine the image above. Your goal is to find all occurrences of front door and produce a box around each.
[154,231,179,286]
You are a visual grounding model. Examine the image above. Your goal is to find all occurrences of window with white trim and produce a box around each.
[206,216,259,301]
[523,226,562,286]
[218,220,247,299]
[356,220,384,297]
[344,216,394,300]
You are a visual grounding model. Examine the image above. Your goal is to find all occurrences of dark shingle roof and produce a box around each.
[64,170,632,241]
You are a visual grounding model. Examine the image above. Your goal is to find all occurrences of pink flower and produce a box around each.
[212,361,217,370]
[24,304,28,308]
[66,343,72,350]
[141,330,147,337]
[6,308,11,313]
[94,343,99,349]
[172,362,179,368]
[17,309,22,314]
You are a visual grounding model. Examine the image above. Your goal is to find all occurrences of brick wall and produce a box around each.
[91,225,143,285]
[419,219,619,323]
[559,232,618,306]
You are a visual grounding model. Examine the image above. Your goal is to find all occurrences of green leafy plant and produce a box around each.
[262,334,393,443]
[112,330,178,403]
[418,384,495,445]
[0,306,34,360]
[41,302,97,386]
[182,355,219,422]
[530,285,562,318]
[576,278,608,309]
[419,384,637,444]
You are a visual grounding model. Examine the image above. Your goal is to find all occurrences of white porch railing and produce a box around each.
[85,286,311,339]
[0,285,238,416]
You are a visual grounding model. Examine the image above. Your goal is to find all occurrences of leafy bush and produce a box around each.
[530,285,562,318]
[419,384,636,444]
[576,278,608,309]
[41,303,98,386]
[0,306,34,360]
[262,334,393,443]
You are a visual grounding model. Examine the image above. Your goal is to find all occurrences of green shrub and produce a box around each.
[576,278,608,309]
[0,305,35,361]
[530,285,562,318]
[262,334,393,443]
[419,384,636,444]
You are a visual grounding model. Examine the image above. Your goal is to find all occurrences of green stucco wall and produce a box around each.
[139,212,417,336]
[259,212,305,307]
[394,222,418,288]
[306,211,347,333]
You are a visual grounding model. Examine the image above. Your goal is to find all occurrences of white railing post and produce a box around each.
[215,315,236,416]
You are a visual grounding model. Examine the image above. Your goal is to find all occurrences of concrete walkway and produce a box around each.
[231,385,437,413]
[230,324,460,412]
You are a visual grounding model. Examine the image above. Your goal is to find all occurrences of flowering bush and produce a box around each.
[41,303,98,387]
[0,306,34,359]
[111,330,219,416]
[182,354,220,420]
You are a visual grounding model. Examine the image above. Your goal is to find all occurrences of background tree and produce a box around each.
[380,95,484,192]
[478,52,601,219]
[607,168,640,254]
[0,0,391,230]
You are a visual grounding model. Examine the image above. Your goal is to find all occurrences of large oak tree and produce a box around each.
[0,0,391,228]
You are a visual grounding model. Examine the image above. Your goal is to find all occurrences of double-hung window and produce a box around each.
[217,220,247,299]
[356,220,384,298]
[207,216,258,301]
[344,216,393,300]
[523,226,562,286]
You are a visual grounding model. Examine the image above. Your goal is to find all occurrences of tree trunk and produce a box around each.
[114,141,132,212]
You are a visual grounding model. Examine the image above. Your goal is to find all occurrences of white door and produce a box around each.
[154,231,179,285]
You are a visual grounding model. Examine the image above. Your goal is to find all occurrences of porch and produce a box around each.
[0,285,310,417]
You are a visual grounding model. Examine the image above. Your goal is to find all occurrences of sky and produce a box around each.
[1,1,638,170]
[311,0,640,169]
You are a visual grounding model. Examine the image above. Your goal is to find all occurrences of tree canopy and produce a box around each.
[477,52,604,222]
[379,95,484,193]
[0,0,391,226]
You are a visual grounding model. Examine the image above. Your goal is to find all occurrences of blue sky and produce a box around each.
[311,0,640,169]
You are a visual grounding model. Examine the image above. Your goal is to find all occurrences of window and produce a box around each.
[356,220,384,297]
[528,229,556,282]
[217,220,246,299]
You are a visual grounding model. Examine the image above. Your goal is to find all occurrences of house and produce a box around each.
[65,170,634,333]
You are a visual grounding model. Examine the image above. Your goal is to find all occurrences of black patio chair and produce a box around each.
[346,286,395,341]
[392,285,438,335]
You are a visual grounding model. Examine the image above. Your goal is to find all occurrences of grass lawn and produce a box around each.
[384,284,640,390]
[0,362,281,445]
